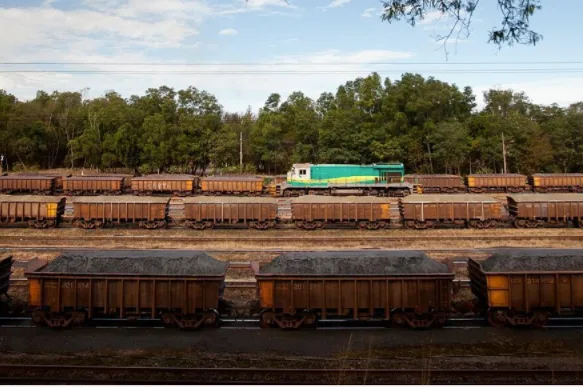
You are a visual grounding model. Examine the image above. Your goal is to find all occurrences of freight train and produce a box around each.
[1,193,583,230]
[17,249,583,329]
[3,168,583,197]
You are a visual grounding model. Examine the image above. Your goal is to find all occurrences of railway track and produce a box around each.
[0,364,581,384]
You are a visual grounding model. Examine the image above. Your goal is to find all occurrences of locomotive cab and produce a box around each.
[287,163,311,182]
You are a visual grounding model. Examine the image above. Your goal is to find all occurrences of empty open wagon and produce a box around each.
[131,174,197,196]
[291,195,392,230]
[530,174,583,193]
[466,174,528,193]
[508,194,583,228]
[400,194,503,229]
[255,251,454,329]
[26,250,229,329]
[469,249,583,327]
[404,175,465,193]
[63,176,127,196]
[183,197,277,230]
[0,196,65,228]
[0,175,56,194]
[71,196,169,229]
[200,176,265,196]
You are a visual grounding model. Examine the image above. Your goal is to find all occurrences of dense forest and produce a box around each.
[0,72,580,175]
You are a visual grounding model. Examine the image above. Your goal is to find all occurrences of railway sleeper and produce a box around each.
[161,310,219,329]
[488,308,550,328]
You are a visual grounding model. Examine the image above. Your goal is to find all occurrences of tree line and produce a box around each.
[0,72,580,175]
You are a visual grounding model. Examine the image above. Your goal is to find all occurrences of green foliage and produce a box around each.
[0,72,580,176]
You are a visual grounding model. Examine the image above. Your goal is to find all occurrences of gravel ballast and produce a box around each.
[38,250,227,276]
[259,251,451,275]
[481,249,583,272]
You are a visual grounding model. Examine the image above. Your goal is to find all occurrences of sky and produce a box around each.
[1,0,583,112]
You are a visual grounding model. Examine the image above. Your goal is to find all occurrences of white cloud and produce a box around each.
[418,10,446,25]
[219,28,239,36]
[320,0,352,10]
[361,7,377,18]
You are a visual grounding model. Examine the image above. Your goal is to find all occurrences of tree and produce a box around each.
[381,0,542,50]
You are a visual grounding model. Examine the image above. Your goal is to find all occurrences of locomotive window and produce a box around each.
[299,169,307,175]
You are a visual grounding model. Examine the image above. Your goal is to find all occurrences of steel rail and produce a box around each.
[0,364,581,384]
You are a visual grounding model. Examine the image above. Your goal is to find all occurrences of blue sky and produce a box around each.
[0,0,582,112]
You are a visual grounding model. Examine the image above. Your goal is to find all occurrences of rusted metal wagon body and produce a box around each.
[183,197,277,230]
[404,175,465,194]
[71,196,169,229]
[469,249,583,327]
[14,173,69,191]
[0,195,65,228]
[291,196,392,230]
[0,256,13,300]
[530,174,583,193]
[255,251,454,329]
[26,250,229,329]
[400,194,503,229]
[0,175,55,194]
[131,174,197,196]
[507,194,583,228]
[63,176,126,196]
[200,176,265,196]
[466,174,528,193]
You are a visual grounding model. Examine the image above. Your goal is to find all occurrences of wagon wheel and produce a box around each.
[366,222,380,230]
[530,311,550,328]
[302,222,318,230]
[259,311,276,329]
[294,221,304,229]
[156,221,168,229]
[487,309,507,328]
[513,219,527,228]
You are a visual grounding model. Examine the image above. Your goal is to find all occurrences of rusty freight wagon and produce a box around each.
[469,249,583,327]
[200,176,265,196]
[0,256,13,301]
[255,251,454,329]
[529,173,583,193]
[0,195,65,228]
[131,174,198,196]
[291,195,392,230]
[466,174,528,193]
[14,172,69,191]
[26,250,229,328]
[71,196,169,229]
[0,175,56,194]
[404,175,465,194]
[507,194,583,228]
[400,194,503,229]
[63,176,127,196]
[183,197,277,230]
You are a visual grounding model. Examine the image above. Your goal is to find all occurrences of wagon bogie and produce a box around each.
[26,251,228,329]
[256,251,454,329]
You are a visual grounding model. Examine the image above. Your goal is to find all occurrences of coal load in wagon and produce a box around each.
[40,250,227,276]
[481,249,583,272]
[260,251,449,276]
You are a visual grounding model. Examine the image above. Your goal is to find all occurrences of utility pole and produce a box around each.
[502,132,507,174]
[239,132,243,174]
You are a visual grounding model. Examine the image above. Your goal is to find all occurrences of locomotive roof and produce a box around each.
[401,194,498,203]
[0,195,65,203]
[183,196,276,204]
[70,196,169,203]
[291,195,392,204]
[480,249,583,273]
[132,174,196,180]
[259,251,451,276]
[508,194,583,202]
[201,176,263,181]
[37,250,228,276]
